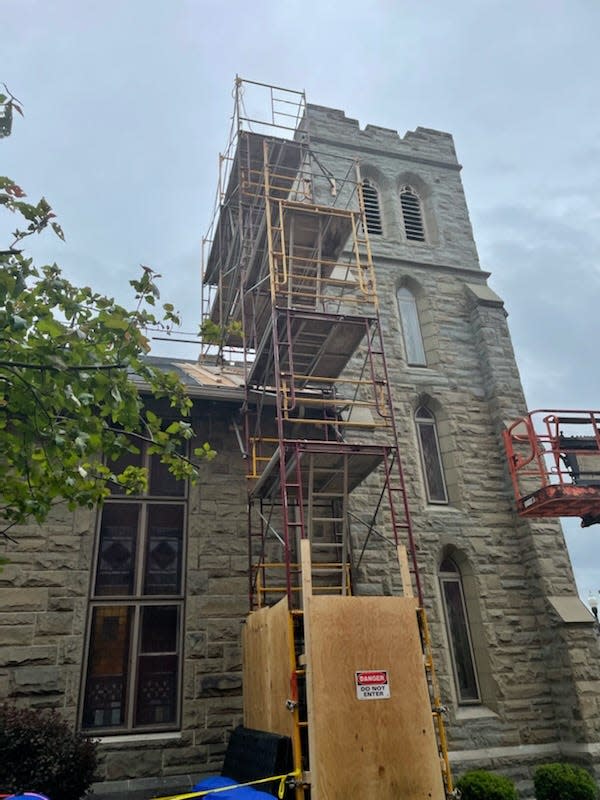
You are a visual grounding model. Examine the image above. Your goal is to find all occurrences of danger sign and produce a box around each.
[355,670,390,700]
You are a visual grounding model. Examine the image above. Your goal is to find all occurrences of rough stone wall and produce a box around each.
[304,103,481,272]
[0,504,93,718]
[0,404,250,798]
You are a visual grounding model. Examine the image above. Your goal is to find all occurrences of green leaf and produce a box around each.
[10,314,26,330]
[194,442,217,461]
[102,315,130,331]
[111,386,122,404]
[0,172,213,534]
[37,317,66,337]
[51,221,65,240]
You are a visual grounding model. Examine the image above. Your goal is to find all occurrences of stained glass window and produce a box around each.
[439,557,480,704]
[415,406,448,503]
[82,442,185,732]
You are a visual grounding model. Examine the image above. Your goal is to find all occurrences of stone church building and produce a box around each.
[2,81,600,799]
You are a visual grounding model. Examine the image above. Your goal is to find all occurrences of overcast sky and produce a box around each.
[3,0,600,600]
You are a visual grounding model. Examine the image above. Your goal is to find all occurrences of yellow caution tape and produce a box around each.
[277,773,286,800]
[152,769,301,800]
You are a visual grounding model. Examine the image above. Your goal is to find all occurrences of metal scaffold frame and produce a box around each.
[202,77,452,800]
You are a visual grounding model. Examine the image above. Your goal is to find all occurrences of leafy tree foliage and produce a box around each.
[0,99,214,536]
[0,85,23,138]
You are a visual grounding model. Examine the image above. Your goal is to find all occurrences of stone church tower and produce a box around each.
[298,102,600,783]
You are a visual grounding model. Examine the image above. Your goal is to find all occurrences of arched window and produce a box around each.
[439,556,481,704]
[415,406,448,503]
[397,286,426,366]
[361,179,382,235]
[400,186,426,242]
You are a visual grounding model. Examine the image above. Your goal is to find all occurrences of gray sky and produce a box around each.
[4,0,600,599]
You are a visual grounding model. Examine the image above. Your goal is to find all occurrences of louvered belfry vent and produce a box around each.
[361,180,383,235]
[400,186,425,241]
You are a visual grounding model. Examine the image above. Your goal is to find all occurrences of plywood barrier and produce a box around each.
[306,595,445,800]
[242,597,295,740]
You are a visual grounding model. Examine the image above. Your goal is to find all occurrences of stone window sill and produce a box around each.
[425,504,461,514]
[95,731,182,744]
[455,705,498,721]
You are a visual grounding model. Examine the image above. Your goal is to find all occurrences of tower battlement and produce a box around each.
[304,103,459,165]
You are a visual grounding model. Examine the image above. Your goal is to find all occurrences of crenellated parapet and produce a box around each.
[304,104,459,167]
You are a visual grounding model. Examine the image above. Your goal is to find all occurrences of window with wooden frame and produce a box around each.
[415,406,448,504]
[439,557,481,704]
[400,186,426,242]
[81,444,186,732]
[361,179,383,235]
[397,286,426,366]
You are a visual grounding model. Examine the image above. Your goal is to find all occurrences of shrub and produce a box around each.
[456,769,518,800]
[0,704,98,800]
[534,763,597,800]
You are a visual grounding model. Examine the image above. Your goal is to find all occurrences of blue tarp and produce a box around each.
[5,795,50,800]
[192,776,275,800]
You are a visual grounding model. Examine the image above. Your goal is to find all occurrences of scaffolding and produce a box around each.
[202,78,451,800]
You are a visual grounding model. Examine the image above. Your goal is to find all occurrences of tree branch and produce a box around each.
[0,360,127,371]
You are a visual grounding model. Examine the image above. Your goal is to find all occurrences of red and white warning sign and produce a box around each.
[355,670,390,700]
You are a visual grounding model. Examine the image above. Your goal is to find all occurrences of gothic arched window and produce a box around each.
[361,179,383,235]
[400,186,426,242]
[439,556,481,704]
[415,406,448,503]
[397,286,426,366]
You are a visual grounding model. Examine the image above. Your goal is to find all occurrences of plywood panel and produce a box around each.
[242,598,295,739]
[306,596,445,800]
